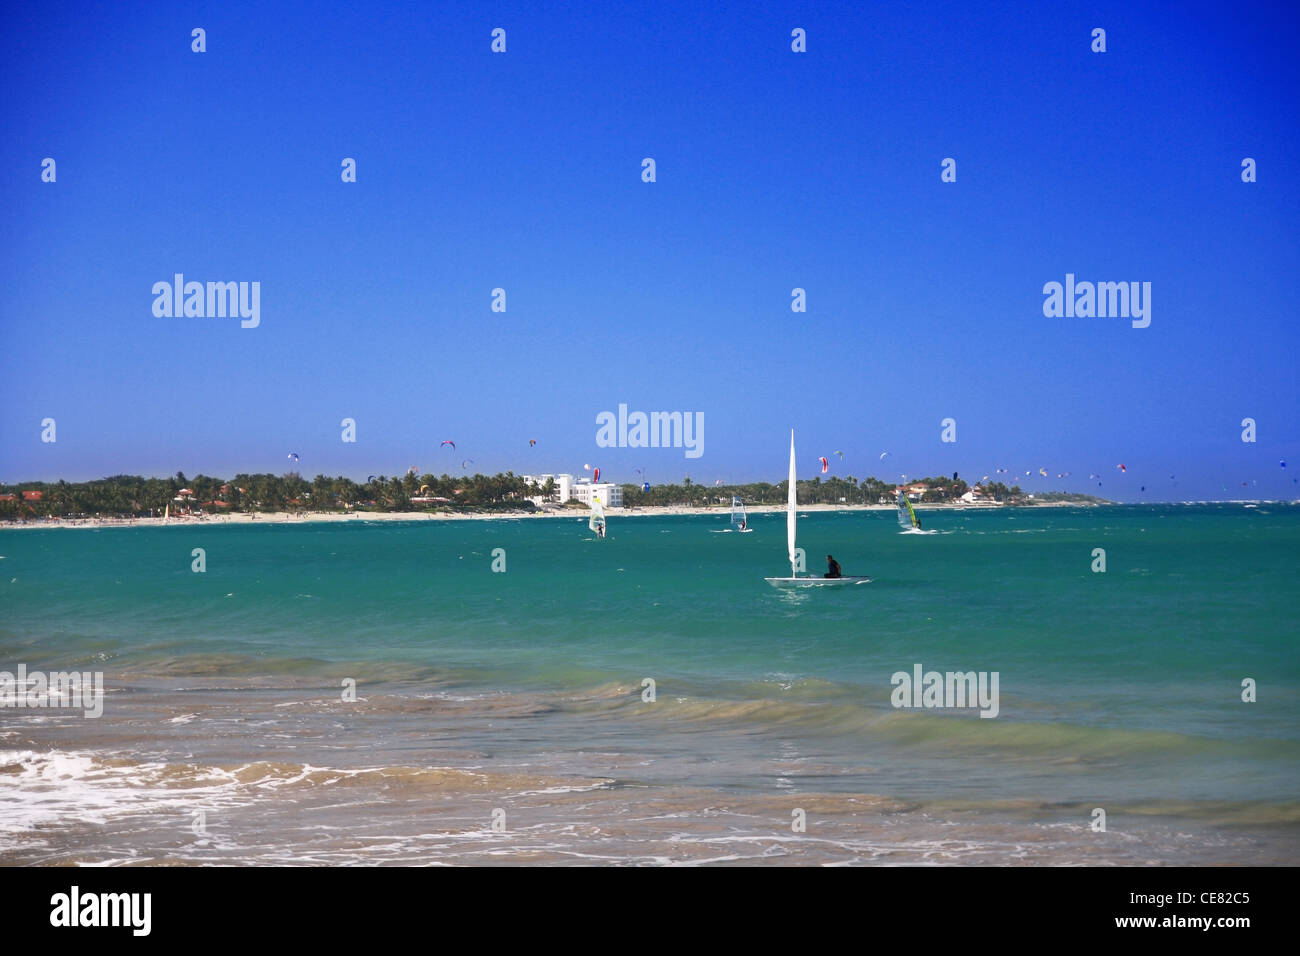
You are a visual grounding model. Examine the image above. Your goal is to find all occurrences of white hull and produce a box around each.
[765,576,872,588]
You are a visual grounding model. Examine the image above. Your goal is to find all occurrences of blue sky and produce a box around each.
[2,1,1297,500]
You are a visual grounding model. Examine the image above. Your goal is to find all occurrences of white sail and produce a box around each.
[896,489,920,529]
[730,496,746,530]
[588,497,606,534]
[765,427,871,587]
[786,430,797,574]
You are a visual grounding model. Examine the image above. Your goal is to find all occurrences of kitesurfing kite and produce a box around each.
[819,457,829,473]
[441,440,456,450]
[407,465,419,475]
[1117,464,1127,473]
[367,475,376,483]
[880,451,891,461]
[287,453,299,463]
[834,450,844,460]
[529,439,536,447]
[593,467,600,482]
[461,459,473,470]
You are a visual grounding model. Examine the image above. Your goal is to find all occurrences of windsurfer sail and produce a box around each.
[731,496,747,531]
[896,489,922,531]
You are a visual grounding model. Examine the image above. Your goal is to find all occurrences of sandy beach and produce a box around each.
[0,499,1094,531]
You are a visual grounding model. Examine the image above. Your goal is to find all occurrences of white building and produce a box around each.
[522,473,621,507]
[522,474,570,499]
[571,482,623,508]
[522,473,578,506]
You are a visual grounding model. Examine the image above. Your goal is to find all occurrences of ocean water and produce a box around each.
[1,504,1297,865]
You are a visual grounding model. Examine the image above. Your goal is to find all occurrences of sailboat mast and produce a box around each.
[787,429,797,576]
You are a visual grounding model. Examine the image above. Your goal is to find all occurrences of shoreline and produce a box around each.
[2,499,1106,531]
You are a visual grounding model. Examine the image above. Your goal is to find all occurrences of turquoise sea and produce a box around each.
[1,504,1297,865]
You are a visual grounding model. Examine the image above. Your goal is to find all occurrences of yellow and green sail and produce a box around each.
[896,489,921,530]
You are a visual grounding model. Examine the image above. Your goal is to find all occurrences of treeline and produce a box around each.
[1030,491,1109,503]
[1,471,1100,521]
[621,475,1028,507]
[623,475,889,508]
[0,471,538,519]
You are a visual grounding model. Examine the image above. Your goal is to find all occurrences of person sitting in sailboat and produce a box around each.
[824,555,842,579]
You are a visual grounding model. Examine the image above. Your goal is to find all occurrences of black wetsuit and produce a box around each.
[825,558,842,579]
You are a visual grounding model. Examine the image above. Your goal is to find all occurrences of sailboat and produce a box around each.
[765,430,871,587]
[896,488,922,531]
[588,497,607,537]
[730,496,751,532]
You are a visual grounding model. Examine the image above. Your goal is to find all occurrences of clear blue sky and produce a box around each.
[2,1,1297,501]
